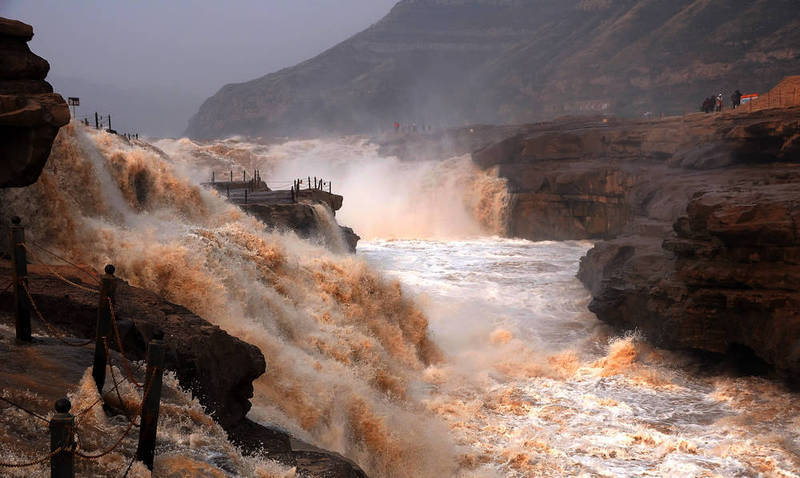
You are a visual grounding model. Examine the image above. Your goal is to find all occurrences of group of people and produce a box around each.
[393,121,432,133]
[701,90,743,113]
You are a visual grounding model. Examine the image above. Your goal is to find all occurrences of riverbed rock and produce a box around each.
[0,17,70,188]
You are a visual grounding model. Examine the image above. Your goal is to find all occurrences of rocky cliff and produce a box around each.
[467,103,800,380]
[186,0,800,139]
[0,17,69,187]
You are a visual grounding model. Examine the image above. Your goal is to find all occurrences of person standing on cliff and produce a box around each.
[702,97,712,113]
[715,93,724,112]
[732,90,742,109]
[394,121,400,133]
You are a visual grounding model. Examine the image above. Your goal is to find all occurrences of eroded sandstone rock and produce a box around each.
[0,17,70,188]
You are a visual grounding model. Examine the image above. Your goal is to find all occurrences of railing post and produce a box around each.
[136,330,165,470]
[10,216,31,342]
[243,170,246,182]
[307,176,311,190]
[329,181,332,194]
[50,398,74,478]
[244,189,248,204]
[211,171,215,183]
[226,184,230,199]
[92,264,116,394]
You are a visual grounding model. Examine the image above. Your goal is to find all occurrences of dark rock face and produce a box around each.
[0,17,70,187]
[339,225,361,253]
[469,105,800,380]
[243,202,360,253]
[186,0,800,139]
[578,183,800,380]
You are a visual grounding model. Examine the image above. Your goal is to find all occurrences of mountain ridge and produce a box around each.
[186,0,800,139]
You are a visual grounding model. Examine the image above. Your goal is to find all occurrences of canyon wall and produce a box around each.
[0,17,69,187]
[470,105,800,379]
[186,0,800,139]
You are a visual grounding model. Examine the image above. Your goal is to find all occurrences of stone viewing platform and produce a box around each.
[202,174,359,252]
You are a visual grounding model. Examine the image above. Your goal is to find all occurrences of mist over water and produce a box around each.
[156,137,510,239]
[2,127,799,477]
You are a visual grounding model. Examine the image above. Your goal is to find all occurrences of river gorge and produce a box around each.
[3,123,797,476]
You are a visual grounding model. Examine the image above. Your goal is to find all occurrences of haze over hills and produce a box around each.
[186,0,800,139]
[48,76,203,138]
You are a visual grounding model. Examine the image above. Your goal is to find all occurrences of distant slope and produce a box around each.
[186,0,800,139]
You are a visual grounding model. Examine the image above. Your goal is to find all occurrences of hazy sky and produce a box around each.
[0,0,398,136]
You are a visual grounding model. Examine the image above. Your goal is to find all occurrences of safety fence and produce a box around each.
[209,169,268,191]
[207,170,334,205]
[289,176,333,203]
[737,87,800,113]
[0,216,167,477]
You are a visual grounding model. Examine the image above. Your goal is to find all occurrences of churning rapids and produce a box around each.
[2,125,800,477]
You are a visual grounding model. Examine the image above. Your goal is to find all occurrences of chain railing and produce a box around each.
[21,281,94,347]
[1,216,168,476]
[21,243,99,294]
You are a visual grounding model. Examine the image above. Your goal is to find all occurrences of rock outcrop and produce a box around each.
[0,17,70,187]
[186,0,800,139]
[473,109,800,241]
[579,184,800,379]
[243,201,360,253]
[466,104,800,380]
[205,181,361,253]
